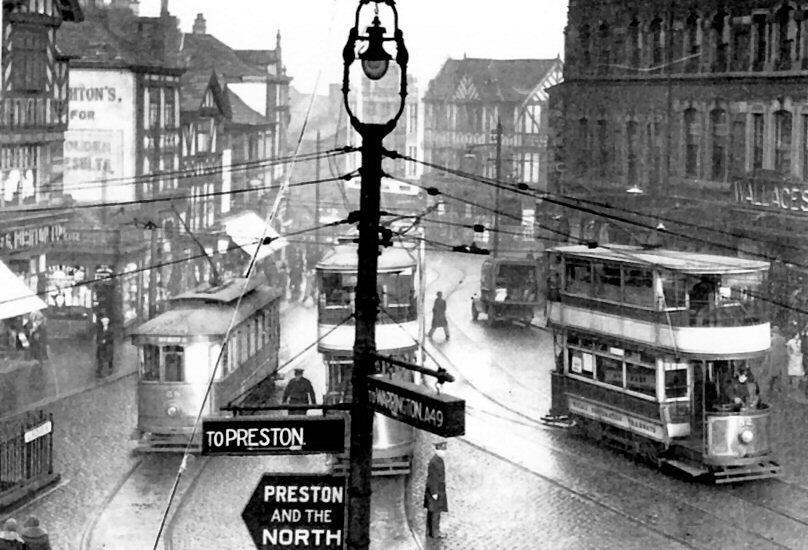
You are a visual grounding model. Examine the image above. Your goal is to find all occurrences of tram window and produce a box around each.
[658,272,687,309]
[568,349,587,376]
[592,262,622,302]
[565,259,592,295]
[596,356,623,387]
[665,369,688,398]
[625,363,656,397]
[163,345,185,382]
[141,344,160,382]
[623,268,654,308]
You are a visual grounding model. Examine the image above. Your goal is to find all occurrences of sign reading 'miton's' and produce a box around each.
[367,375,465,438]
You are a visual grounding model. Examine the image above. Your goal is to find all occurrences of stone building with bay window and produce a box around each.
[548,0,808,325]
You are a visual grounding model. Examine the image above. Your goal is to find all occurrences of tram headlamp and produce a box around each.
[739,429,754,444]
[166,405,180,418]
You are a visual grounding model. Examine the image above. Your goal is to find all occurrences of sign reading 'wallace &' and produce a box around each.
[201,417,345,456]
[367,375,465,437]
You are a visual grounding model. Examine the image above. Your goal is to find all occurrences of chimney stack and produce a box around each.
[192,13,206,35]
[160,0,169,16]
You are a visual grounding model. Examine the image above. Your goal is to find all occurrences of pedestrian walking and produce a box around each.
[303,268,317,306]
[0,518,25,550]
[29,318,48,366]
[427,291,450,341]
[423,440,448,540]
[767,326,788,397]
[282,368,316,415]
[786,330,803,389]
[20,516,51,550]
[95,316,114,377]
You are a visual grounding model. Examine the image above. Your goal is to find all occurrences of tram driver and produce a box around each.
[721,364,761,411]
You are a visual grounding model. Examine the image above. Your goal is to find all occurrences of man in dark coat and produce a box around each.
[282,368,316,415]
[427,291,450,340]
[423,440,448,539]
[96,316,114,377]
[20,516,51,550]
[0,518,25,550]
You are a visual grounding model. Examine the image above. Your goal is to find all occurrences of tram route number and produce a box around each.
[201,417,345,456]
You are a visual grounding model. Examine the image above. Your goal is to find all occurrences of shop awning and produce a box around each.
[0,260,47,320]
[222,211,288,262]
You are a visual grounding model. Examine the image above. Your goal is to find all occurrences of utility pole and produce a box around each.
[147,122,160,318]
[492,119,503,258]
[315,130,321,248]
[348,123,385,550]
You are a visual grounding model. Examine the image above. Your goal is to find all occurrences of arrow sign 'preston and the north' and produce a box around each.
[201,416,345,456]
[242,474,345,550]
[367,375,465,438]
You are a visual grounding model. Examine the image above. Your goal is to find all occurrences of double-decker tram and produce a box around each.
[316,239,420,475]
[129,274,282,451]
[546,245,780,483]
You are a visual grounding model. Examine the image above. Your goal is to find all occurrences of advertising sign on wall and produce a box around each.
[64,69,136,203]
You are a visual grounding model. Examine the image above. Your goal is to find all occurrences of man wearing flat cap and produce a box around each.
[283,367,316,415]
[423,440,448,539]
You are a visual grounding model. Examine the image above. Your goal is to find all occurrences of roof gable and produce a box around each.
[181,33,265,80]
[425,57,560,104]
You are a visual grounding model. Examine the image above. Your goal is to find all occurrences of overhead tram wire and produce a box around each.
[389,151,808,267]
[151,1,342,546]
[34,147,353,194]
[9,173,355,215]
[388,153,808,273]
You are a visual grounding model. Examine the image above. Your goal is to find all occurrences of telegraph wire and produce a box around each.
[34,147,353,194]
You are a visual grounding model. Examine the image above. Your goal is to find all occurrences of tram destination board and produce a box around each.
[367,375,465,437]
[201,417,345,456]
[243,474,345,550]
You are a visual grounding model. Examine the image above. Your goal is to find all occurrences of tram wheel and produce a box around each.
[639,441,662,468]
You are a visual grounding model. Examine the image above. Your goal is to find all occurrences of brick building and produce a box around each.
[423,56,562,251]
[548,0,808,305]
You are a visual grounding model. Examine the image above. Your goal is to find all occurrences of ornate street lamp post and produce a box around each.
[341,2,408,548]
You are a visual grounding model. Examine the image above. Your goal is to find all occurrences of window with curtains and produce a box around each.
[752,14,768,71]
[775,5,794,71]
[148,87,161,129]
[775,110,792,174]
[685,13,701,73]
[522,152,540,183]
[627,19,640,68]
[684,109,699,176]
[650,18,664,70]
[711,11,729,72]
[732,23,750,71]
[710,109,728,181]
[10,27,47,93]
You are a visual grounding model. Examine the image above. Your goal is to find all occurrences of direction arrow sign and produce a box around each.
[367,375,465,437]
[201,416,345,456]
[243,474,345,550]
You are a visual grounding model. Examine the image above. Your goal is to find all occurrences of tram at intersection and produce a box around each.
[316,238,421,475]
[545,244,780,483]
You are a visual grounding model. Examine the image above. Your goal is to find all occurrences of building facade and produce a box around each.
[549,0,808,324]
[422,56,562,251]
[0,0,83,297]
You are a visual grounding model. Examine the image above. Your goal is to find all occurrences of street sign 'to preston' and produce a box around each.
[201,416,345,456]
[242,474,345,550]
[367,375,465,437]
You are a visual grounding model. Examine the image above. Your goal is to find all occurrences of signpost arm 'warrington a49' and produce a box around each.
[342,1,408,548]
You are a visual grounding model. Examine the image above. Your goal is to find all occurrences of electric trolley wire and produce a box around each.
[7,174,355,215]
[151,3,342,546]
[389,151,808,265]
[33,147,352,195]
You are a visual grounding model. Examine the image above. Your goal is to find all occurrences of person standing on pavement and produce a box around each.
[424,440,448,539]
[767,326,788,397]
[20,515,51,550]
[282,368,316,415]
[95,316,114,378]
[427,291,450,341]
[786,330,803,389]
[0,518,25,550]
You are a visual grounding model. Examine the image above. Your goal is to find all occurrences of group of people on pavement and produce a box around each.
[760,324,808,401]
[1,313,48,365]
[0,515,51,550]
[266,246,319,306]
